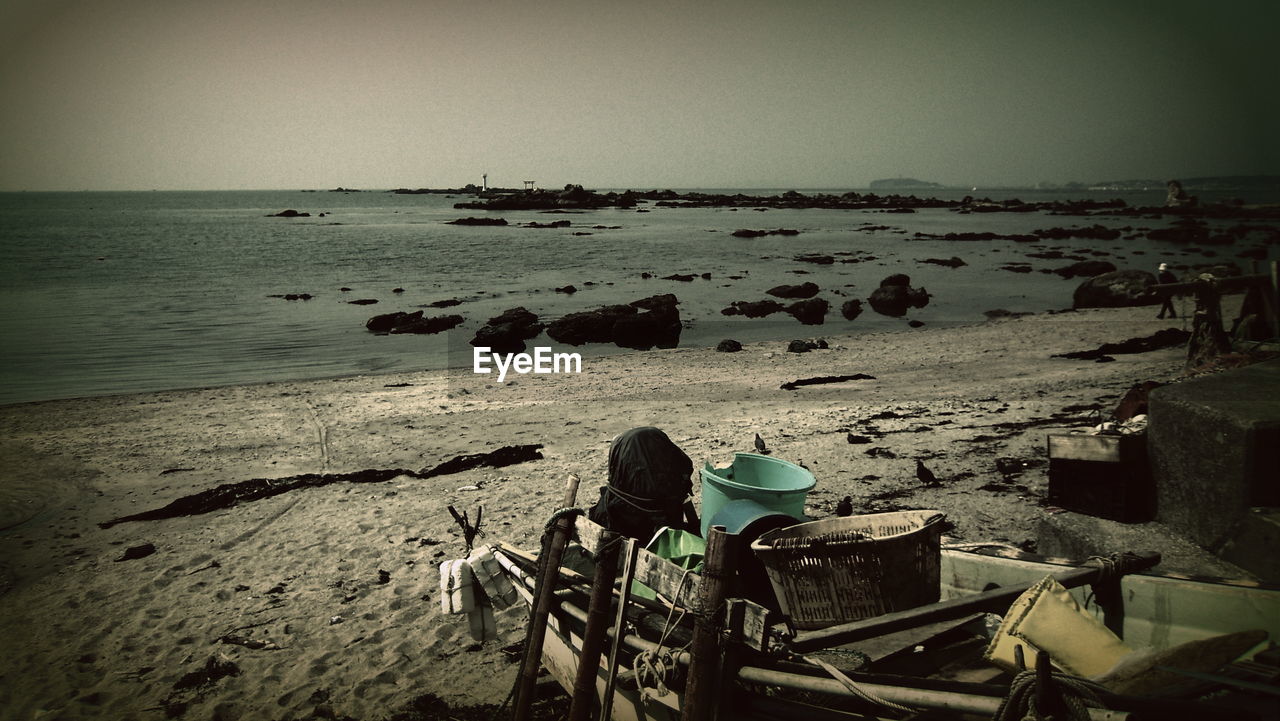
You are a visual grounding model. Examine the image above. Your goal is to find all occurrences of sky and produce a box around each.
[0,0,1276,191]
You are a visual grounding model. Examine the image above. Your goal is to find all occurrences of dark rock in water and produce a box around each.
[700,272,711,280]
[766,282,820,299]
[1053,260,1116,279]
[471,307,544,353]
[868,281,928,317]
[663,273,696,282]
[339,287,352,292]
[921,256,966,268]
[786,298,829,325]
[270,209,310,217]
[524,220,571,229]
[1072,269,1159,308]
[841,299,864,321]
[366,311,463,335]
[555,285,578,294]
[999,265,1034,273]
[716,339,743,352]
[984,309,1032,319]
[393,287,405,294]
[787,339,816,353]
[721,300,784,318]
[349,298,379,305]
[1165,179,1198,208]
[276,293,313,301]
[908,319,925,328]
[446,217,508,226]
[116,543,156,562]
[548,295,680,349]
[731,228,800,238]
[552,305,639,346]
[426,298,463,308]
[794,254,835,265]
[1148,217,1209,244]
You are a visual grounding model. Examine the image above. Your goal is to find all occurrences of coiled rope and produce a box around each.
[633,567,696,706]
[992,668,1109,721]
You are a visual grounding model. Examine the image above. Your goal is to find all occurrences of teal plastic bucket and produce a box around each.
[700,453,815,537]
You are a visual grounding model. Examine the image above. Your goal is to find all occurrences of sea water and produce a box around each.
[0,188,1270,405]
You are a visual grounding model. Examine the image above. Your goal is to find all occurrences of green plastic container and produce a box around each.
[700,453,815,537]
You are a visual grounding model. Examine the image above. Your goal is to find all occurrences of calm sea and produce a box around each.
[0,188,1269,405]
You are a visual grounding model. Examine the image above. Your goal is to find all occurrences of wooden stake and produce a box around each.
[512,474,581,721]
[682,526,736,721]
[567,529,623,721]
[600,539,639,721]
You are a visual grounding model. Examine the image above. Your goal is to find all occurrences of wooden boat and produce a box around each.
[489,514,1280,721]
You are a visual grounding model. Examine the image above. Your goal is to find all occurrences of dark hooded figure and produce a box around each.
[588,427,700,542]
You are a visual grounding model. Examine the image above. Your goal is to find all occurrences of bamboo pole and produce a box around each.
[681,526,736,721]
[512,474,581,721]
[567,529,624,721]
[599,539,639,721]
[789,551,1160,654]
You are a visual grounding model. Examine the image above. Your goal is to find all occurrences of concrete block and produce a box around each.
[1147,359,1280,549]
[1217,507,1280,583]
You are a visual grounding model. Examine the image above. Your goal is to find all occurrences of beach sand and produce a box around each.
[0,306,1203,720]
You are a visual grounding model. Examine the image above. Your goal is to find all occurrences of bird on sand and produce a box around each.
[916,460,940,487]
[836,496,854,517]
[754,433,769,455]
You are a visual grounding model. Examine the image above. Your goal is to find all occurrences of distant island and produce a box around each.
[869,178,945,190]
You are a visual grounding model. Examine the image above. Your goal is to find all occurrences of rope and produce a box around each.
[1086,554,1120,584]
[543,507,584,535]
[603,485,691,515]
[804,655,916,717]
[633,567,695,706]
[992,669,1109,721]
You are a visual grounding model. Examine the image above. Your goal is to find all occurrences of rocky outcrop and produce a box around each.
[366,311,464,335]
[454,185,638,211]
[1053,260,1116,279]
[786,298,829,325]
[547,294,680,350]
[841,299,864,320]
[716,339,743,353]
[920,257,966,268]
[731,228,800,238]
[470,307,544,354]
[270,209,310,218]
[1072,270,1159,308]
[867,275,929,317]
[766,282,820,299]
[720,300,784,318]
[446,217,508,226]
[1166,180,1198,208]
[793,254,835,265]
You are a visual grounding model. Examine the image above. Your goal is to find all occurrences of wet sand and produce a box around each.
[0,305,1199,720]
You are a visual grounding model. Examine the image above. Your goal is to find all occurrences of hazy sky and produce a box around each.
[1,0,1275,190]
